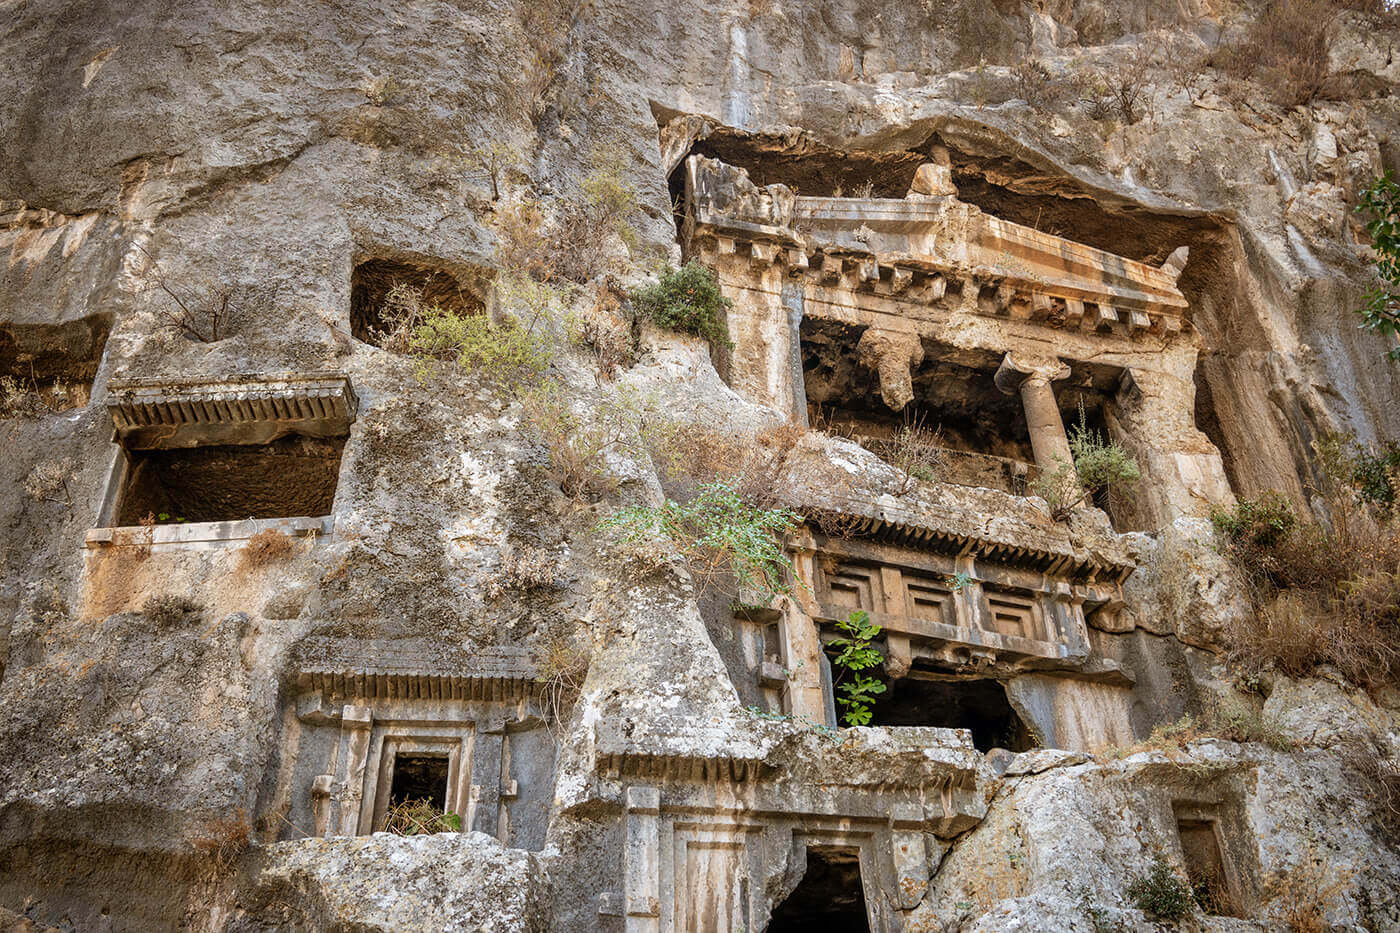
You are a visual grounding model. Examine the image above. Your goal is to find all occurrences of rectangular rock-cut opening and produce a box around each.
[767,846,869,932]
[350,257,485,346]
[802,323,1036,493]
[1175,806,1240,917]
[0,314,111,414]
[114,434,345,526]
[869,677,1035,753]
[389,753,451,813]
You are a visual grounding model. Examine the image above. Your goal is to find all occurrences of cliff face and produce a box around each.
[2,1,1398,930]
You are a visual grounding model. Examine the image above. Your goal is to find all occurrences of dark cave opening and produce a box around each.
[115,434,345,525]
[766,847,869,932]
[389,754,450,812]
[0,314,112,412]
[870,677,1035,753]
[350,258,485,345]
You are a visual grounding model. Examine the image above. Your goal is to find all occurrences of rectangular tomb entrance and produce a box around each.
[91,372,356,543]
[114,434,343,525]
[869,678,1034,753]
[274,638,557,851]
[767,847,870,932]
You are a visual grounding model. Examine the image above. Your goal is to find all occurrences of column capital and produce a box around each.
[994,352,1071,396]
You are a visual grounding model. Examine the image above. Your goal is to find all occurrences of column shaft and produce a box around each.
[1019,375,1075,475]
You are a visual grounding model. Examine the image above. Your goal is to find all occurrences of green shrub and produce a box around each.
[1356,173,1400,361]
[829,609,887,726]
[1070,418,1141,492]
[373,277,556,387]
[599,480,798,596]
[1316,431,1400,510]
[1127,857,1194,920]
[1210,491,1297,551]
[1031,412,1140,520]
[631,262,732,349]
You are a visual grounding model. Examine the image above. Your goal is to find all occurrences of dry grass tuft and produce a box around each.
[192,808,251,870]
[383,798,461,835]
[239,529,299,570]
[143,593,204,628]
[1214,486,1400,689]
[483,545,560,600]
[1103,694,1293,758]
[532,624,590,735]
[1210,0,1336,108]
[646,418,808,509]
[1342,738,1400,843]
[1261,843,1351,933]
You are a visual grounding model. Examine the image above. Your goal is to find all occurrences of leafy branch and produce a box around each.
[1356,172,1400,361]
[829,609,886,726]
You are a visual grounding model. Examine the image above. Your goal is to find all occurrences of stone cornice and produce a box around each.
[105,371,357,448]
[686,155,1189,342]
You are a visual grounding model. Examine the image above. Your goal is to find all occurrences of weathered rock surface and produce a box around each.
[2,0,1399,930]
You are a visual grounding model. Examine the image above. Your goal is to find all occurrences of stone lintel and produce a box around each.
[293,638,536,702]
[106,371,357,449]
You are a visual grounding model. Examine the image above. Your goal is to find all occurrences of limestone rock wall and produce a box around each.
[2,1,1399,930]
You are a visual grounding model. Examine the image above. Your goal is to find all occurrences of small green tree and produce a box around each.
[630,262,733,349]
[1126,856,1194,921]
[829,609,887,726]
[1356,173,1400,361]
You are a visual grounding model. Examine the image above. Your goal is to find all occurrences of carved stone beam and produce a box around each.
[995,354,1076,480]
[857,327,925,412]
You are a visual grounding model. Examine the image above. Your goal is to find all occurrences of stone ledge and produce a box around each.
[85,514,330,550]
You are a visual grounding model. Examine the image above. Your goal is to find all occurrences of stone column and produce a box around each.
[623,786,661,933]
[995,354,1075,480]
[780,535,831,726]
[337,705,373,836]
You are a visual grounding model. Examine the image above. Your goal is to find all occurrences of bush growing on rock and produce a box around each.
[1204,0,1396,108]
[378,277,556,387]
[1212,440,1400,688]
[630,262,732,349]
[1032,412,1140,520]
[828,609,886,726]
[520,383,643,502]
[494,161,639,286]
[1210,490,1297,552]
[1126,856,1194,920]
[600,480,798,596]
